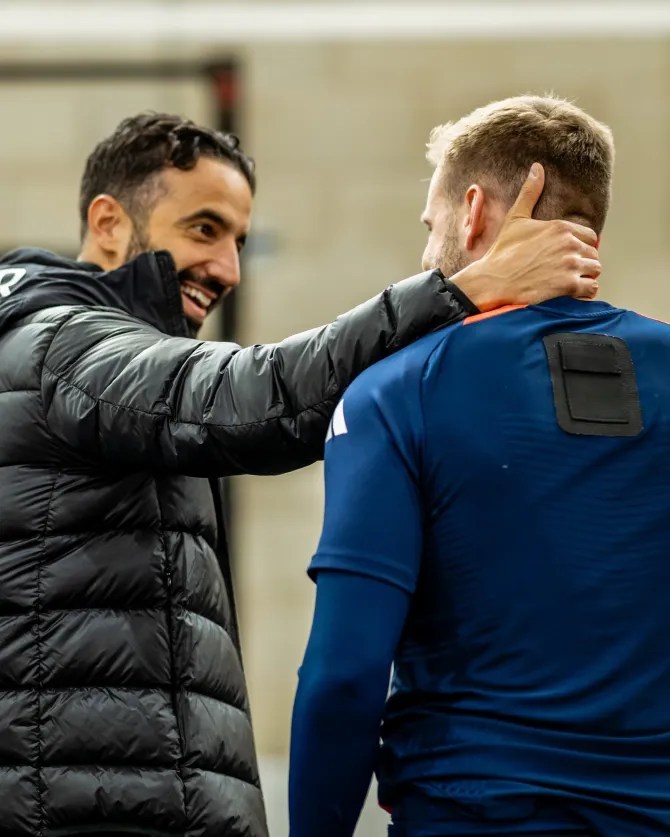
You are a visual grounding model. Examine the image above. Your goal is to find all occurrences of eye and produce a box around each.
[236,235,247,253]
[194,222,217,239]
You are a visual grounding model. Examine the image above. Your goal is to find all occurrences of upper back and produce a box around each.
[412,297,670,731]
[422,298,670,562]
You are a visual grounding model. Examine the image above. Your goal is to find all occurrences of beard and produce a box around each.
[437,235,469,279]
[122,224,208,338]
[123,221,152,263]
[424,213,469,279]
[436,215,469,279]
[177,267,214,338]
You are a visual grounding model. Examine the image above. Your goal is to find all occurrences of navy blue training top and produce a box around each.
[308,297,670,835]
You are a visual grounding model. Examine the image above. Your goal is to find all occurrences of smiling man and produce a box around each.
[0,111,601,837]
[76,117,254,335]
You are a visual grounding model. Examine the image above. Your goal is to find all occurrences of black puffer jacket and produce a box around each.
[0,248,475,836]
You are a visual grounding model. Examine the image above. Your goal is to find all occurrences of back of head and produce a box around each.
[78,111,256,241]
[427,94,614,234]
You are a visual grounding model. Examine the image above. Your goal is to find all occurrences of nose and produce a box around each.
[207,240,241,296]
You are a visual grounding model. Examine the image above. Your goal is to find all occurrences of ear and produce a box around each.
[85,194,133,262]
[463,184,488,252]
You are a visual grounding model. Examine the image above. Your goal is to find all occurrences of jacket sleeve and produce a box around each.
[41,270,475,476]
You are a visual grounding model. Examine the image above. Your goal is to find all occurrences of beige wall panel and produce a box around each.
[0,77,214,249]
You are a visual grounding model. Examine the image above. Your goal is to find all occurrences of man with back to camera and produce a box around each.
[0,110,600,836]
[289,94,670,837]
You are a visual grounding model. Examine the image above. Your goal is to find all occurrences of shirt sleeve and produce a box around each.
[308,357,424,594]
[289,570,411,837]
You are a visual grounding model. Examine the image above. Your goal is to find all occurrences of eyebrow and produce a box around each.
[179,208,229,228]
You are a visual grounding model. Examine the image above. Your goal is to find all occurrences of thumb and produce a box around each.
[508,162,545,220]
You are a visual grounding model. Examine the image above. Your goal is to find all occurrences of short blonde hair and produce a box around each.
[427,95,614,233]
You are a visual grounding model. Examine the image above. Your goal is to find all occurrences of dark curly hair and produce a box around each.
[78,111,256,241]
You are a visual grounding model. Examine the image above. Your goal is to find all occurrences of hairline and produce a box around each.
[79,151,250,243]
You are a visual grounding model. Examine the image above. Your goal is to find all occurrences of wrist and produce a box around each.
[446,261,504,314]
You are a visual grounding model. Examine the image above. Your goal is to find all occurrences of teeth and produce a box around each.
[182,286,212,309]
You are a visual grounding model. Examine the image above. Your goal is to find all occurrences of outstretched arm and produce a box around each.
[42,165,599,476]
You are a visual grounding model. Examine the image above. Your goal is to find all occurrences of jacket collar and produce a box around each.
[102,250,190,337]
[0,247,190,338]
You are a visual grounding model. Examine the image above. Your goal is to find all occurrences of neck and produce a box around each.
[77,242,119,272]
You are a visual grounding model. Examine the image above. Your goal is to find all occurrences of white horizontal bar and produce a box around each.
[1,1,670,44]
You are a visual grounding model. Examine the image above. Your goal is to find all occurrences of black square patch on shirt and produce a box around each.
[543,332,643,437]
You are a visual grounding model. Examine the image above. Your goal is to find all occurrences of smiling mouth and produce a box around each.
[179,280,224,330]
[181,284,214,311]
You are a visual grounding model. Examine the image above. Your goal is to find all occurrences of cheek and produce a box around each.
[421,233,438,266]
[421,243,433,271]
[158,236,203,275]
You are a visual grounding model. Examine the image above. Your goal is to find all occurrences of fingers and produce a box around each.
[574,277,599,299]
[555,258,600,303]
[507,163,545,220]
[576,241,599,262]
[578,258,602,280]
[561,219,599,248]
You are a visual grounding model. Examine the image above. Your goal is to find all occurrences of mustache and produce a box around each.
[177,270,223,298]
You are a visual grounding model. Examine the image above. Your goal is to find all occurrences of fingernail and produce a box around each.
[530,163,541,179]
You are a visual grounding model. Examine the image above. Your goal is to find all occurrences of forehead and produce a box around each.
[156,156,253,221]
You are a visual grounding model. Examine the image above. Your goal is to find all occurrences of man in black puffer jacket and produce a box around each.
[0,113,601,837]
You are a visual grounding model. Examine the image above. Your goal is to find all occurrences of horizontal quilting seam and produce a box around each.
[182,688,250,717]
[0,529,215,545]
[0,686,248,715]
[0,759,36,767]
[41,759,256,780]
[0,606,231,635]
[37,763,182,770]
[30,764,262,790]
[39,527,211,537]
[0,766,37,774]
[35,606,165,613]
[33,608,226,629]
[43,360,333,428]
[181,768,263,791]
[0,389,39,395]
[0,685,172,694]
[0,463,64,469]
[0,530,212,552]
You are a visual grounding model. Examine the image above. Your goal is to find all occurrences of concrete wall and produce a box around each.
[1,32,669,836]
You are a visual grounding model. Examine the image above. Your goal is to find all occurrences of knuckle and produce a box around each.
[562,230,576,248]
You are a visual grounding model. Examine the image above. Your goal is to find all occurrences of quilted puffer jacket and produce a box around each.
[0,248,474,836]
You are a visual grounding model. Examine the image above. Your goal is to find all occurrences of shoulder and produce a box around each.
[345,322,461,409]
[33,299,166,333]
[38,305,174,383]
[328,324,461,455]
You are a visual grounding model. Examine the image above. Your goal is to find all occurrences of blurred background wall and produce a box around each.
[1,2,669,833]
